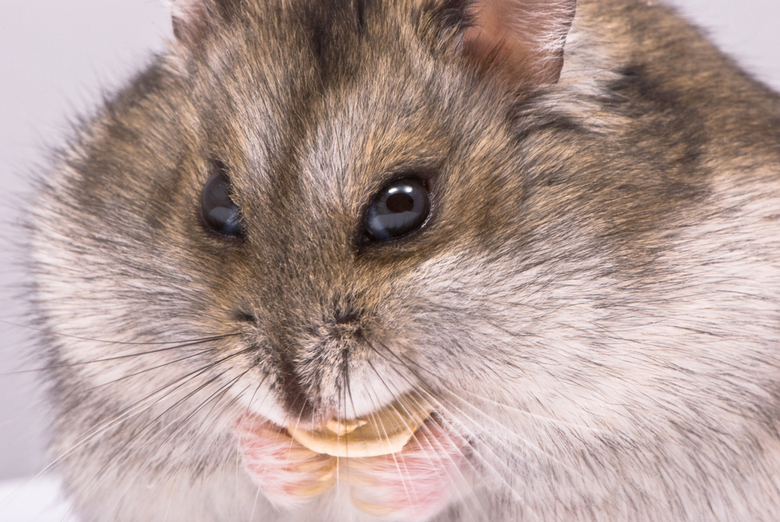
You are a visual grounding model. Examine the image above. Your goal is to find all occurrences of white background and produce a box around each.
[0,0,778,481]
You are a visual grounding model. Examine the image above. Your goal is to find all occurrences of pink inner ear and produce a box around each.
[463,0,576,86]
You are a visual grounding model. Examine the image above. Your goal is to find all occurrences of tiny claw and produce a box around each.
[343,458,372,472]
[317,468,336,483]
[341,470,374,487]
[290,480,336,499]
[351,497,396,518]
[295,456,335,473]
[286,448,321,461]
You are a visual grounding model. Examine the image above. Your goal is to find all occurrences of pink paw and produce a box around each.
[346,423,467,521]
[237,415,337,508]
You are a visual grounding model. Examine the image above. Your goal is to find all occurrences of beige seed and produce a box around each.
[287,392,433,458]
[325,418,368,436]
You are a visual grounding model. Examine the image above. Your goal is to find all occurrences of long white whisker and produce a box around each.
[367,339,564,521]
[456,387,611,435]
[104,371,252,520]
[371,359,489,521]
[66,369,236,520]
[23,346,251,495]
[363,342,491,521]
[1,333,242,377]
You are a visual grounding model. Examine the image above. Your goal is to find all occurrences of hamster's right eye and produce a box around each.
[201,162,244,238]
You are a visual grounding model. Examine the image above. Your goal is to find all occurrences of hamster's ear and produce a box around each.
[169,0,240,48]
[462,0,576,86]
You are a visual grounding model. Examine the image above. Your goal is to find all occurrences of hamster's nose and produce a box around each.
[330,308,365,340]
[334,310,359,324]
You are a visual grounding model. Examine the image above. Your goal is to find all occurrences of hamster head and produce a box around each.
[28,0,780,521]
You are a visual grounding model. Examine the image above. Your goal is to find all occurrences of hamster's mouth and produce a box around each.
[285,393,434,458]
[237,392,466,519]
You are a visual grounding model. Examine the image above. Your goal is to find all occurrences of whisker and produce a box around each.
[105,371,253,520]
[342,350,358,456]
[363,350,491,520]
[55,352,252,522]
[367,339,566,521]
[73,367,245,520]
[85,347,221,391]
[248,478,264,522]
[83,345,256,444]
[30,346,256,495]
[368,391,419,514]
[364,358,465,519]
[366,346,495,519]
[455,388,611,435]
[285,393,311,463]
[0,318,240,347]
[412,387,548,522]
[199,381,253,440]
[369,337,582,466]
[1,333,241,376]
[89,370,231,485]
[404,355,589,481]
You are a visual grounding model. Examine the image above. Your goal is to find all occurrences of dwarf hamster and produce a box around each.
[27,0,780,521]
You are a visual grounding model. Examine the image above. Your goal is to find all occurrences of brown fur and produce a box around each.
[28,0,780,520]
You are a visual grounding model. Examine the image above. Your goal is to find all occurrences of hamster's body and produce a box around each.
[29,0,780,521]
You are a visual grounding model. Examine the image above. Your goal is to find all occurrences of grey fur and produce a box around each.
[28,0,780,520]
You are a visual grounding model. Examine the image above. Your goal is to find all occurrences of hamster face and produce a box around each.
[28,0,780,521]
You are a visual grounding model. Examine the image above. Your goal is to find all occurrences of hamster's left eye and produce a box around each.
[201,162,244,238]
[363,177,432,243]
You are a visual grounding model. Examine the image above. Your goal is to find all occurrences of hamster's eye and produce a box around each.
[363,177,432,243]
[201,162,244,238]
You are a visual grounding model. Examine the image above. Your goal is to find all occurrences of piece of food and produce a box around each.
[288,394,434,458]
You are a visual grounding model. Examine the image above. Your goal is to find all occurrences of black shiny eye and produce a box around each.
[201,163,243,238]
[364,177,432,242]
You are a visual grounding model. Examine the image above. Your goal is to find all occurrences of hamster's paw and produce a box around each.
[346,422,467,521]
[237,415,337,507]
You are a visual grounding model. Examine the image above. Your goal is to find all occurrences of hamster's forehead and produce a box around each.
[180,0,488,211]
